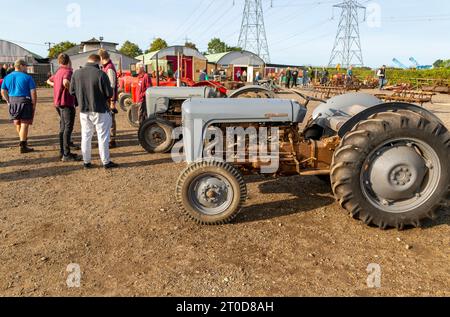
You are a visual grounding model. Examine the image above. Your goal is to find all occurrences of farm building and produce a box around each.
[51,38,139,72]
[206,51,265,82]
[136,46,208,81]
[0,39,51,85]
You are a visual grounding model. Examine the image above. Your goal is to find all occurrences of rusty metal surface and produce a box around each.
[226,125,340,176]
[375,89,435,106]
[311,85,361,100]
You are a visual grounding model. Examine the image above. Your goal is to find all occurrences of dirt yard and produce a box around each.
[0,88,449,297]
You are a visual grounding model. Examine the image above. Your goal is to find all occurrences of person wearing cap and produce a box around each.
[69,54,118,169]
[136,62,152,125]
[47,53,81,162]
[1,59,37,153]
[98,49,119,148]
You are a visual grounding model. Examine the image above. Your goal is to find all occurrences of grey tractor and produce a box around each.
[137,85,276,153]
[175,91,450,229]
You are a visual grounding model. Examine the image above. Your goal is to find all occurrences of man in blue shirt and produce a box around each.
[1,59,37,153]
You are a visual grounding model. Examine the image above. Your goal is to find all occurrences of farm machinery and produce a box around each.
[137,85,276,153]
[118,75,201,112]
[175,91,450,229]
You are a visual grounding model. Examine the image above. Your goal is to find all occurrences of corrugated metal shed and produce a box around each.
[136,46,207,65]
[0,39,44,64]
[205,51,265,67]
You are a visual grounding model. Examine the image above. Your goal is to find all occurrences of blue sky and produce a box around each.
[1,0,449,67]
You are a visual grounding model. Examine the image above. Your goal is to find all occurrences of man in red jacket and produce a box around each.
[47,54,81,162]
[99,49,119,148]
[136,62,152,125]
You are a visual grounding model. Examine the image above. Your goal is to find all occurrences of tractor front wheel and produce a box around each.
[176,160,247,225]
[127,103,140,128]
[118,93,132,112]
[331,110,449,230]
[138,118,175,153]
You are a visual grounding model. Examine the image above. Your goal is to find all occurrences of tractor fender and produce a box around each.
[338,102,445,138]
[228,85,276,99]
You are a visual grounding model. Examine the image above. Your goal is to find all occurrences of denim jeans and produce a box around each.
[57,107,76,156]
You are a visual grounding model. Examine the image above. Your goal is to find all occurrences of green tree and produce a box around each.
[207,38,242,54]
[227,46,242,52]
[207,38,227,54]
[433,59,445,68]
[119,41,143,58]
[185,41,198,50]
[48,41,77,59]
[146,38,169,53]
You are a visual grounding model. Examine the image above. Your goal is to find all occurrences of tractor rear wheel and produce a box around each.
[231,89,276,99]
[138,118,175,153]
[118,93,132,112]
[176,160,247,225]
[331,110,449,230]
[127,103,140,128]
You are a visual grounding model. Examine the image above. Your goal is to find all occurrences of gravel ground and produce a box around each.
[0,88,448,296]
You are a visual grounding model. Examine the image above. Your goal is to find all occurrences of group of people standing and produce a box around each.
[283,67,310,88]
[0,49,154,170]
[0,63,15,79]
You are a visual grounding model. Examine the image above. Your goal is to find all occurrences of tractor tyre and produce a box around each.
[138,118,175,153]
[127,103,140,128]
[238,92,259,98]
[118,93,132,112]
[316,175,331,184]
[176,160,247,225]
[331,109,450,230]
[231,89,275,99]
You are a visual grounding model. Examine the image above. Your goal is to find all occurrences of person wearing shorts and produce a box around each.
[1,59,37,154]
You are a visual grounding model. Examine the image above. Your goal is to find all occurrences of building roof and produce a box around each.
[51,48,132,62]
[81,37,119,46]
[266,63,305,69]
[135,45,207,65]
[0,39,47,64]
[204,52,229,64]
[63,45,83,56]
[205,51,265,66]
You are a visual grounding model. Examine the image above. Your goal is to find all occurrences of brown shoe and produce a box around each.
[20,141,34,154]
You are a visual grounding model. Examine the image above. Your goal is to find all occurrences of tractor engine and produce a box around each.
[209,123,340,176]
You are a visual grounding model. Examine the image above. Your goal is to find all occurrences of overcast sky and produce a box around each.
[1,0,449,67]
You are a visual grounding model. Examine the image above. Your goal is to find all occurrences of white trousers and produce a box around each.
[80,112,112,165]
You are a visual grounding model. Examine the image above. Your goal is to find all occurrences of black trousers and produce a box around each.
[286,77,291,88]
[292,76,298,87]
[56,107,76,156]
[138,101,147,125]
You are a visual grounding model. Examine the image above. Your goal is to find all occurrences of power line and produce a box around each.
[0,38,47,47]
[194,2,239,43]
[169,0,208,41]
[173,0,218,43]
[269,16,333,45]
